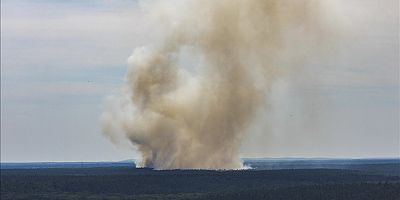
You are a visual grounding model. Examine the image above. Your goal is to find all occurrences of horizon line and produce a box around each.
[1,156,400,163]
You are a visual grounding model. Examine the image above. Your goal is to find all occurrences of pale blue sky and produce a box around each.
[1,0,399,162]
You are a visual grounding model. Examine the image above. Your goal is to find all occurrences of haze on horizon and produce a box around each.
[1,0,399,163]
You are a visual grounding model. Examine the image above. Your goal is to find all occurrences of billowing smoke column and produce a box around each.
[102,0,330,169]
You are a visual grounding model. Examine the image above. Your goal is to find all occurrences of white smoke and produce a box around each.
[102,0,334,169]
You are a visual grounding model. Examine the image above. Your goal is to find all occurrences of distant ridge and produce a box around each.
[2,158,399,172]
[0,161,136,169]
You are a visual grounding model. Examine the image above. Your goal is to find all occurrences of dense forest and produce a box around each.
[2,162,399,200]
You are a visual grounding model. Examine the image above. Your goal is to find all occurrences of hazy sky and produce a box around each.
[1,0,399,162]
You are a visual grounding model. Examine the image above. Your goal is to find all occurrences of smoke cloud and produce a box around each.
[102,0,332,169]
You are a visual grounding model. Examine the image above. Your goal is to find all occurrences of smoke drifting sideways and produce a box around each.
[102,0,334,169]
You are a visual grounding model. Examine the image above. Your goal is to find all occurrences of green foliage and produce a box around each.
[1,167,399,200]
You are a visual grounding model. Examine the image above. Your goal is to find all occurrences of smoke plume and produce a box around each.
[102,0,331,169]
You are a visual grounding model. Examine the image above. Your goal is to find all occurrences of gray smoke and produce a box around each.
[102,0,333,169]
